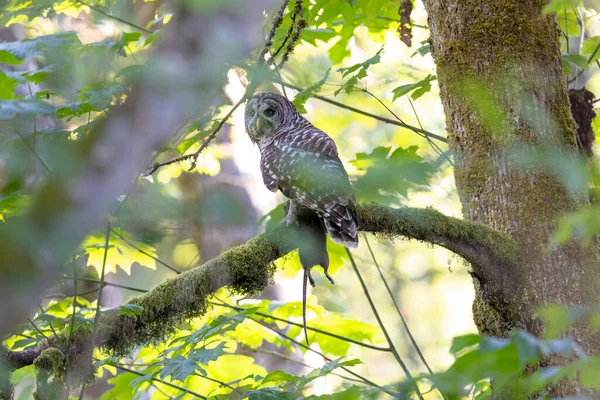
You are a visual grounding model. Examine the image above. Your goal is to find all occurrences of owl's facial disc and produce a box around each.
[247,100,279,142]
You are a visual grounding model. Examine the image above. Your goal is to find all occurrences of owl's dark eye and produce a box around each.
[263,108,275,117]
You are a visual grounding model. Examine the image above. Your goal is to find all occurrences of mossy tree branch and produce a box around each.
[5,203,519,372]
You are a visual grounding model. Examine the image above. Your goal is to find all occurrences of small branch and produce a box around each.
[77,0,153,34]
[143,97,246,176]
[210,300,390,352]
[145,0,293,176]
[278,81,448,143]
[109,363,208,399]
[111,229,181,274]
[259,0,291,62]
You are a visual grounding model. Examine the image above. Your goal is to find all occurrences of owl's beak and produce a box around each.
[256,117,266,132]
[248,117,266,142]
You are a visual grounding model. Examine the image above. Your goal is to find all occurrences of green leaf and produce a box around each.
[258,203,285,232]
[0,71,19,100]
[335,47,383,95]
[449,334,481,356]
[172,308,258,349]
[57,102,95,120]
[0,32,80,62]
[392,74,436,101]
[0,99,55,119]
[80,229,157,275]
[292,69,330,113]
[296,358,362,390]
[0,190,30,219]
[245,387,296,400]
[122,32,142,45]
[412,42,430,58]
[159,342,227,382]
[328,23,357,64]
[116,304,144,318]
[0,50,23,65]
[543,0,578,14]
[338,47,383,78]
[561,53,588,75]
[582,36,600,63]
[350,146,434,205]
[261,370,298,386]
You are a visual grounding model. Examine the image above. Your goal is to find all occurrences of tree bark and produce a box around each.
[423,0,600,395]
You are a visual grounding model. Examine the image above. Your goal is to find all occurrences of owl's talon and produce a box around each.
[324,269,335,285]
[307,270,316,287]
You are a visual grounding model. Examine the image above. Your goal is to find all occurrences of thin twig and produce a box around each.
[15,131,51,173]
[248,316,400,398]
[345,248,424,400]
[143,97,246,176]
[108,363,208,399]
[363,235,434,376]
[278,81,447,143]
[258,0,291,62]
[362,88,448,163]
[37,305,59,342]
[192,372,243,394]
[61,276,149,293]
[77,0,152,34]
[210,300,390,352]
[25,318,49,340]
[111,229,181,274]
[251,348,367,385]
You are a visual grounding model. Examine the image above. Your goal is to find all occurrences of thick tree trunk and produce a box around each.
[423,0,600,395]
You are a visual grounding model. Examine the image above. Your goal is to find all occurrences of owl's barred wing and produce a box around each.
[263,128,359,247]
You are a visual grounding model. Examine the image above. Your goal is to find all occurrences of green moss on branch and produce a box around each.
[357,203,520,268]
[13,203,521,368]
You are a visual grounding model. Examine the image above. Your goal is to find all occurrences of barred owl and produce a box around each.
[245,92,359,343]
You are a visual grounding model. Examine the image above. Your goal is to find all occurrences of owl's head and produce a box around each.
[245,92,299,143]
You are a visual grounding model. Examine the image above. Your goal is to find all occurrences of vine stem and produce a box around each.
[344,248,425,400]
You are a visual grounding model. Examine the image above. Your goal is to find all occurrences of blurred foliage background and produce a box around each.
[2,0,600,399]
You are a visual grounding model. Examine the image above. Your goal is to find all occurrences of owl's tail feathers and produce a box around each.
[325,203,359,248]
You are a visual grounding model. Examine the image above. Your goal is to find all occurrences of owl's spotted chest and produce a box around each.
[259,134,349,209]
[259,136,319,198]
